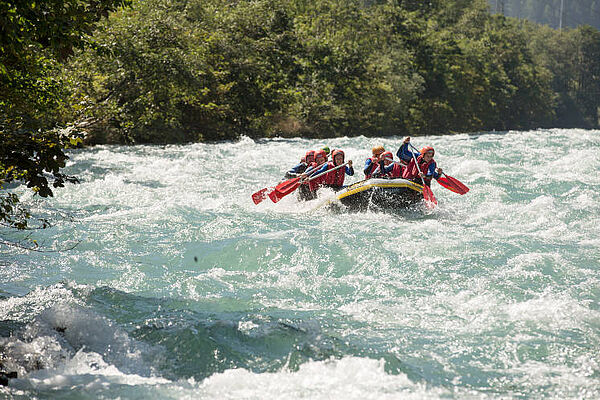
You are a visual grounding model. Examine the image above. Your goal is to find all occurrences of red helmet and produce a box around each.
[381,151,394,161]
[314,149,327,163]
[305,150,315,163]
[331,149,344,160]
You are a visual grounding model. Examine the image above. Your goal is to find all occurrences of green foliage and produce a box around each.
[1,0,127,229]
[63,0,599,142]
[526,23,600,128]
[64,0,423,140]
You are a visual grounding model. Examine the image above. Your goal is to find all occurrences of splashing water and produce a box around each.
[1,129,599,399]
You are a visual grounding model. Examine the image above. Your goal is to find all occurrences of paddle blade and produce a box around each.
[442,175,469,194]
[269,184,300,203]
[274,177,301,193]
[422,185,437,209]
[252,188,271,205]
[437,177,462,194]
[269,179,300,203]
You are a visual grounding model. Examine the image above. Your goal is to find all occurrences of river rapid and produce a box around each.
[1,129,599,399]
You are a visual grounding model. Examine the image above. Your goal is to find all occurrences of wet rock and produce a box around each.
[0,371,17,386]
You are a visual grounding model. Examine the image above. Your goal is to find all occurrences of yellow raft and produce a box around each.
[318,178,424,211]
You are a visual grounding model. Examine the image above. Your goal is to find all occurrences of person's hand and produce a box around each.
[419,172,425,178]
[348,160,353,167]
[436,168,443,175]
[403,136,411,144]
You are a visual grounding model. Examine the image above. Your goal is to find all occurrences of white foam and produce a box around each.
[2,301,161,381]
[10,350,169,392]
[197,357,452,400]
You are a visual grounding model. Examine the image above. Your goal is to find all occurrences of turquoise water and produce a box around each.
[1,129,599,399]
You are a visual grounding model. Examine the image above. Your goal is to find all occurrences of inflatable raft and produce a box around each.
[318,178,424,211]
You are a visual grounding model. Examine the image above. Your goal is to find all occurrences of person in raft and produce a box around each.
[297,149,329,200]
[364,145,385,178]
[285,150,315,178]
[396,136,416,164]
[397,138,443,186]
[371,151,403,178]
[309,149,354,191]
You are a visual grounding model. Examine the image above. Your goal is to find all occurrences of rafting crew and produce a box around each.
[308,149,354,191]
[294,149,327,200]
[396,137,443,186]
[253,139,466,208]
[281,138,442,199]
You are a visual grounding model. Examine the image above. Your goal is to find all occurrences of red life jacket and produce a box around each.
[307,161,318,170]
[308,162,327,191]
[373,162,403,179]
[402,155,435,185]
[324,161,346,187]
[388,163,403,178]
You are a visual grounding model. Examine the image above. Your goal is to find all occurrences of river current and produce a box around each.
[1,129,599,399]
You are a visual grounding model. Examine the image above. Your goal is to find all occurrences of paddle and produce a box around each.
[251,187,272,205]
[437,174,469,194]
[268,162,349,203]
[252,173,305,204]
[409,149,437,209]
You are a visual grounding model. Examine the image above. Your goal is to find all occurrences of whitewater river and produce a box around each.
[1,129,599,399]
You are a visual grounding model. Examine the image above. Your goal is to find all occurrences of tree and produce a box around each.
[1,0,129,230]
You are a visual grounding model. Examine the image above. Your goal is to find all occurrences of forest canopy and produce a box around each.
[58,0,600,143]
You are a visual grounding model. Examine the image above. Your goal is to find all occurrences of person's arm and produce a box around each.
[372,160,387,178]
[310,163,329,176]
[303,164,316,176]
[287,163,306,177]
[364,159,374,176]
[375,162,395,178]
[291,163,307,174]
[397,143,419,163]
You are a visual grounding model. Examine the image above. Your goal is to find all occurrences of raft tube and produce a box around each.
[329,178,424,211]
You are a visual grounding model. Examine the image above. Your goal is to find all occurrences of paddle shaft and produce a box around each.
[301,162,348,183]
[409,148,428,188]
[268,161,351,203]
[303,161,349,183]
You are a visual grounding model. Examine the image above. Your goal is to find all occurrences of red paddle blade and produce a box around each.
[275,177,301,193]
[443,175,469,194]
[422,185,437,209]
[437,177,462,194]
[252,188,271,205]
[268,181,301,203]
